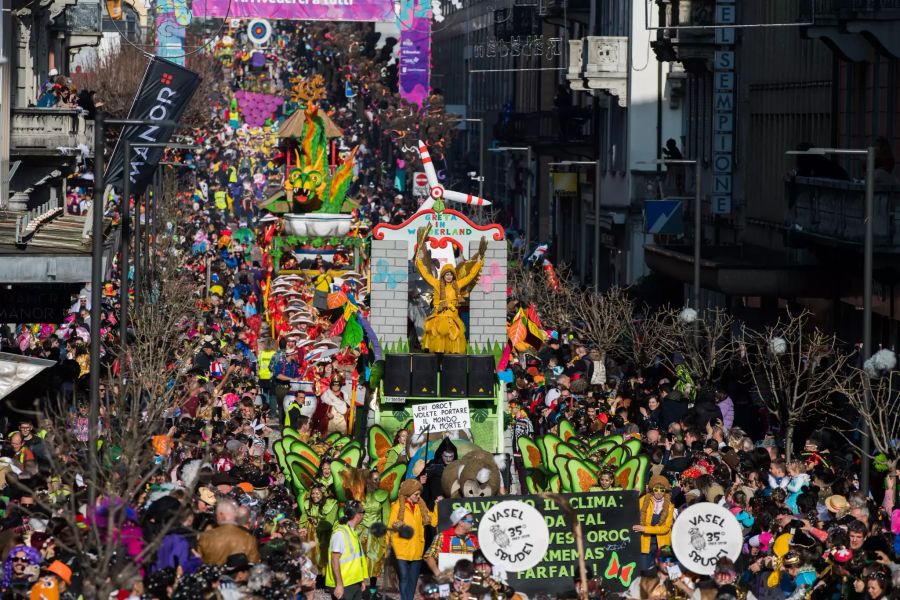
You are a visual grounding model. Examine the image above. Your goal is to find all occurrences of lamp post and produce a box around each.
[640,158,703,311]
[87,116,188,510]
[123,141,201,315]
[787,146,876,492]
[490,146,533,246]
[549,160,602,292]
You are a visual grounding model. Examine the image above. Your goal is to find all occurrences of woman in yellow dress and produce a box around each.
[414,228,486,354]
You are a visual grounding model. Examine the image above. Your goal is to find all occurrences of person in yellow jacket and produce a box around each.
[632,474,674,569]
[388,479,435,600]
[326,500,369,600]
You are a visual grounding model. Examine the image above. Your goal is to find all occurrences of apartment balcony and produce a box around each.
[11,108,94,159]
[493,110,593,148]
[785,175,900,251]
[650,0,717,72]
[800,0,900,60]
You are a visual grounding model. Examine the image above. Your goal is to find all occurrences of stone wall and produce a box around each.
[369,239,408,347]
[467,239,507,348]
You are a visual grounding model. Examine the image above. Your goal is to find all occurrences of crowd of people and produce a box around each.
[0,19,898,600]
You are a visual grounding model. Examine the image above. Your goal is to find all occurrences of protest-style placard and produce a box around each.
[412,400,471,433]
[437,492,640,597]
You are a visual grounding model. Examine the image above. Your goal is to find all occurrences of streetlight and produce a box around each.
[87,115,182,510]
[490,146,532,246]
[639,158,703,311]
[549,160,601,292]
[787,146,875,492]
[448,118,484,203]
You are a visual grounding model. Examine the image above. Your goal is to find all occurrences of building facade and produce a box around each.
[646,0,900,347]
[432,0,683,288]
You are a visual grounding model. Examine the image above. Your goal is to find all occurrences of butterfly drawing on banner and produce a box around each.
[396,0,432,30]
[373,259,408,290]
[478,261,502,293]
[604,551,636,587]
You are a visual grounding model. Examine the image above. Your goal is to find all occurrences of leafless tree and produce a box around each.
[17,174,204,597]
[741,310,851,460]
[568,287,633,360]
[506,262,577,332]
[617,306,665,376]
[73,43,221,129]
[650,306,737,385]
[833,363,900,472]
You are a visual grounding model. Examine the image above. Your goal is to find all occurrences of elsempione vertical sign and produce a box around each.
[437,492,640,597]
[712,0,735,215]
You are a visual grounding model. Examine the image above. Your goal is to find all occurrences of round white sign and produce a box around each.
[477,501,549,572]
[671,502,743,575]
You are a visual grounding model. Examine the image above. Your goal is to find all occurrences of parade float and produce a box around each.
[258,75,364,270]
[367,141,509,457]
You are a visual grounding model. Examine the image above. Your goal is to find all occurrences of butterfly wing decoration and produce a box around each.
[477,261,503,293]
[604,551,636,587]
[373,259,407,290]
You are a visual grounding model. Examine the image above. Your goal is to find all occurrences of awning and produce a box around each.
[0,352,57,401]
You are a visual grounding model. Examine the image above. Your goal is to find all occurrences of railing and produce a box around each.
[11,108,94,154]
[785,175,900,248]
[14,197,64,244]
[493,110,593,145]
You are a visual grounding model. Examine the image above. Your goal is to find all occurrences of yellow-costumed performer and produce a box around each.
[414,224,486,354]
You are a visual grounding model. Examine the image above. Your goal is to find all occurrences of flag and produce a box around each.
[105,57,201,197]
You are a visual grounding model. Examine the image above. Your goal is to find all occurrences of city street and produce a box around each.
[0,1,899,599]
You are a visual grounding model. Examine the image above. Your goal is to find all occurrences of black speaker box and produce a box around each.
[468,354,496,398]
[384,354,411,396]
[440,354,468,397]
[411,354,439,396]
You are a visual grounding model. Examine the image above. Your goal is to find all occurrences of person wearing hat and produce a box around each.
[28,559,71,600]
[825,494,850,519]
[424,506,479,576]
[632,475,673,569]
[388,479,434,600]
[325,500,368,600]
[219,553,251,599]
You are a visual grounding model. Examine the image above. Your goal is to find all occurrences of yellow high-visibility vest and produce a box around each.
[214,190,228,210]
[258,349,275,380]
[325,523,369,588]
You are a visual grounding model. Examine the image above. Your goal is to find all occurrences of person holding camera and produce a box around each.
[326,500,368,600]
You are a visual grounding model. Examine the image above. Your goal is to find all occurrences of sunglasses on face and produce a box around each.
[461,517,475,523]
[11,556,27,563]
[652,486,668,493]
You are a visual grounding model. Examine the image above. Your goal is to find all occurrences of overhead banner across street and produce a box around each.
[190,0,395,21]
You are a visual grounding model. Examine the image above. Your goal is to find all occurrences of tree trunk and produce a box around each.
[786,424,794,463]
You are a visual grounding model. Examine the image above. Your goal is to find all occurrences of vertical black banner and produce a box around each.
[104,57,201,196]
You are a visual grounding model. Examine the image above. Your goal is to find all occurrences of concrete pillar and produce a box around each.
[9,190,29,210]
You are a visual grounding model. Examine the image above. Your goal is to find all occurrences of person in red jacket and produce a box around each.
[423,507,479,576]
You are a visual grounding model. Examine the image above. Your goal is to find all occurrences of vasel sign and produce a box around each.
[105,57,201,197]
[437,492,639,597]
[671,502,742,575]
[479,501,549,571]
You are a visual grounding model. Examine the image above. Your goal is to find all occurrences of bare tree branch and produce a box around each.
[741,310,851,460]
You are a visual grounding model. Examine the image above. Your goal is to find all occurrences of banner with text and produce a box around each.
[191,0,395,21]
[399,8,431,106]
[413,400,470,433]
[437,492,640,597]
[105,57,201,197]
